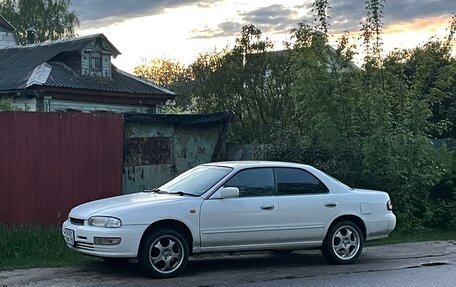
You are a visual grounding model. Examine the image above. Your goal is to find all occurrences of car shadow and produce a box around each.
[79,250,330,278]
[185,251,326,275]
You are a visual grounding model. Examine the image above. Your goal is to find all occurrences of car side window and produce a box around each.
[275,168,329,195]
[224,168,275,197]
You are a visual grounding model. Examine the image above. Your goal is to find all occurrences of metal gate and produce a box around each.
[0,112,124,226]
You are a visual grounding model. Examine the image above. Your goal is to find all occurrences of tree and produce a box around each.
[164,1,455,232]
[0,99,21,111]
[133,58,194,110]
[134,25,294,140]
[382,14,456,138]
[0,0,79,43]
[133,58,192,89]
[283,0,454,231]
[312,0,331,34]
[186,25,294,142]
[362,0,385,57]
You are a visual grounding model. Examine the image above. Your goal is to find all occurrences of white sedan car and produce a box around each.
[62,161,396,278]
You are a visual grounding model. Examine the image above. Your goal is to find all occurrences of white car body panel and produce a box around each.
[278,193,341,243]
[200,196,279,247]
[62,161,396,259]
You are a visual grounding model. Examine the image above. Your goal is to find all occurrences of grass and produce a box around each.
[0,225,96,271]
[0,225,455,271]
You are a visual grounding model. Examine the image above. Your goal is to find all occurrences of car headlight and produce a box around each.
[88,216,122,228]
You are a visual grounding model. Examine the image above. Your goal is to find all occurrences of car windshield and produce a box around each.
[158,165,233,196]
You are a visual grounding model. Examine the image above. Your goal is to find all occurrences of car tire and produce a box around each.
[321,220,363,264]
[138,229,189,278]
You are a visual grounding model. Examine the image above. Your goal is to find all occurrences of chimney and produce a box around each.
[26,27,36,44]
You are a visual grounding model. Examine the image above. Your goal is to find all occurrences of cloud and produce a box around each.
[195,0,220,8]
[330,0,455,33]
[72,0,221,28]
[384,0,453,22]
[74,0,455,38]
[190,21,244,39]
[190,4,308,39]
[240,4,304,33]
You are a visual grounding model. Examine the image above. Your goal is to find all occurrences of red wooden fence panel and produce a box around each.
[0,112,124,226]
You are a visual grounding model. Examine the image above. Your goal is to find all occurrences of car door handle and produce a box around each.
[261,205,275,210]
[325,202,337,208]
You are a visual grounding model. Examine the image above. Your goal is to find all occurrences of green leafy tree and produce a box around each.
[382,14,456,138]
[283,0,454,231]
[312,0,331,34]
[0,99,21,111]
[131,1,456,231]
[133,58,192,89]
[182,24,294,142]
[133,58,194,110]
[0,0,79,43]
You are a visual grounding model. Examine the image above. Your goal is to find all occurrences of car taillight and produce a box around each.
[387,200,393,211]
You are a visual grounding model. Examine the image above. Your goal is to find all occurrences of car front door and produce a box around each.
[275,167,341,243]
[200,168,278,248]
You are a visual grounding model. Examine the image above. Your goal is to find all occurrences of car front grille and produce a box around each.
[70,217,85,225]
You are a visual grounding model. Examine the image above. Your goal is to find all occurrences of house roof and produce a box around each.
[0,33,174,98]
[0,14,19,44]
[0,15,15,30]
[44,62,175,96]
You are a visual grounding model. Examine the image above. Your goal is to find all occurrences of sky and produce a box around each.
[72,0,456,72]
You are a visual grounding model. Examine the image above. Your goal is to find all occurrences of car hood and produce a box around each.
[70,192,187,219]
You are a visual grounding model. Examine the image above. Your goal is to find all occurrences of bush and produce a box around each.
[428,200,456,231]
[427,172,456,231]
[0,99,21,111]
[432,173,456,201]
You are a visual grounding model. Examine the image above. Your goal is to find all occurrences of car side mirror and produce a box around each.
[218,187,239,199]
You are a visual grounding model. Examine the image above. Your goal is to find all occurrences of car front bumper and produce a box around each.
[62,219,148,258]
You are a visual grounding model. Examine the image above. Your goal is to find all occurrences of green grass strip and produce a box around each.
[0,225,93,271]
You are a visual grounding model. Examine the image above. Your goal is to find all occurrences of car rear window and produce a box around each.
[275,168,329,195]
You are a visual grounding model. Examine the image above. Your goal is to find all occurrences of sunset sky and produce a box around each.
[72,0,455,72]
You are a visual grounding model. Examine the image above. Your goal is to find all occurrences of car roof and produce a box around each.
[203,161,312,169]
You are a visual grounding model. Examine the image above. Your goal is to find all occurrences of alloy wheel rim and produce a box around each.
[149,235,184,274]
[332,225,360,260]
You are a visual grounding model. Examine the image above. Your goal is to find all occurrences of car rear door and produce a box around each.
[275,167,341,243]
[200,168,278,248]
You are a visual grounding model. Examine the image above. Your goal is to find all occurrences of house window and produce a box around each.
[90,52,102,71]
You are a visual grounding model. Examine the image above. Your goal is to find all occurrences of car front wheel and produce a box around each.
[321,221,363,264]
[138,229,189,278]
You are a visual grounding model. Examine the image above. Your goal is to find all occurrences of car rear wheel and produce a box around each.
[321,220,363,264]
[138,229,189,278]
